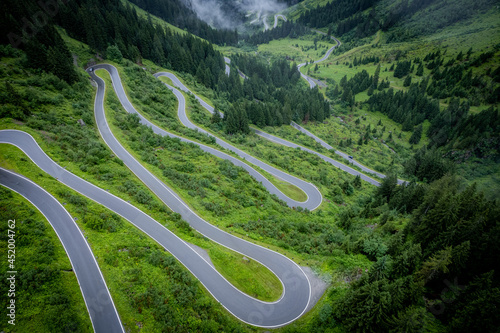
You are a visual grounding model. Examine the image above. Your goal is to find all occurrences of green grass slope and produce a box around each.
[252,2,499,199]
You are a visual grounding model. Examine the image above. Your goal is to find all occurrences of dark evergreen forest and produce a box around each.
[128,0,239,45]
[0,0,331,133]
[298,0,378,36]
[328,175,500,332]
[1,0,226,90]
[216,54,329,133]
[245,21,310,45]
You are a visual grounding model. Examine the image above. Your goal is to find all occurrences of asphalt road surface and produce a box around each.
[0,141,123,333]
[1,132,312,329]
[253,128,382,186]
[92,65,321,210]
[0,24,399,331]
[297,32,342,88]
[224,56,231,76]
[154,70,400,186]
[274,14,287,28]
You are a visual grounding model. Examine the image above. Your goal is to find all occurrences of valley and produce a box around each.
[0,0,498,332]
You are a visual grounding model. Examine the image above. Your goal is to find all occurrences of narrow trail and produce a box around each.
[297,32,342,88]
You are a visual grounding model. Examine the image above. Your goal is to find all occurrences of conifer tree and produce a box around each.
[211,109,222,124]
[403,75,412,87]
[373,63,381,88]
[409,124,423,144]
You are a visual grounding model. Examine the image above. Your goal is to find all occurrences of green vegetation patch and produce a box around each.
[210,247,283,302]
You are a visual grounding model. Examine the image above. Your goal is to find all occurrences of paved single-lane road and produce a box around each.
[274,14,287,28]
[0,159,123,333]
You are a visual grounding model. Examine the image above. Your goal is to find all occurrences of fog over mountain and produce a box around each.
[182,0,287,29]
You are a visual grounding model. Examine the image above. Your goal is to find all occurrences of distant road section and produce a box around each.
[293,34,408,184]
[274,14,287,28]
[224,57,230,76]
[252,128,382,186]
[297,32,342,88]
[238,69,249,80]
[290,122,406,183]
[155,65,399,186]
[263,15,270,30]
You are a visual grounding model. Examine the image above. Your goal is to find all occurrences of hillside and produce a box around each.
[0,0,499,332]
[278,0,500,200]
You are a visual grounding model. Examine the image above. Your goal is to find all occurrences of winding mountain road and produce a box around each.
[292,31,406,184]
[252,128,381,185]
[0,67,315,327]
[93,65,321,210]
[87,66,316,326]
[153,69,322,210]
[0,11,407,331]
[290,121,405,184]
[0,136,124,333]
[297,32,342,88]
[152,70,399,186]
[274,14,287,28]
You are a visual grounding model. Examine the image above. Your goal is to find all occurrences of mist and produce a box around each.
[182,0,287,30]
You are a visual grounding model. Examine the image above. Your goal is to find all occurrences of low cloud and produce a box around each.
[182,0,287,30]
[241,0,287,14]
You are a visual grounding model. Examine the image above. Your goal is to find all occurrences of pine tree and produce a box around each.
[353,175,362,188]
[107,44,123,63]
[211,109,222,124]
[373,63,381,88]
[417,247,452,284]
[416,63,424,76]
[409,124,423,144]
[224,107,238,134]
[367,86,374,96]
[403,75,412,87]
[377,173,398,202]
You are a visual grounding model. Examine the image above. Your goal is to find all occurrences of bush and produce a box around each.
[107,45,123,63]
